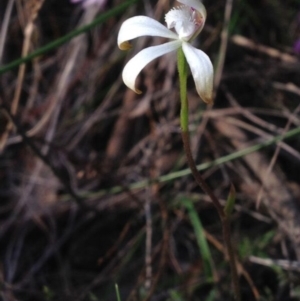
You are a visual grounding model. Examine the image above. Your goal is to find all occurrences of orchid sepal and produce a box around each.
[182,42,214,104]
[122,40,182,94]
[118,16,178,50]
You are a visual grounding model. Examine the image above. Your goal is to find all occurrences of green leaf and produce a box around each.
[115,284,121,301]
[181,198,214,279]
[224,184,236,217]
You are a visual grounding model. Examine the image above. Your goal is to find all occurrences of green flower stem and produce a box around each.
[0,0,139,75]
[177,48,189,132]
[177,46,225,218]
[177,48,241,301]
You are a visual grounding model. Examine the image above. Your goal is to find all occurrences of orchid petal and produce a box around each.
[118,16,178,50]
[177,0,207,20]
[182,42,214,104]
[122,40,182,93]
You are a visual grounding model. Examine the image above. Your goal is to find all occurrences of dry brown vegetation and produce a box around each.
[0,0,300,300]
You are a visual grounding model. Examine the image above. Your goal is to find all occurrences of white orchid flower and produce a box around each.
[117,0,214,104]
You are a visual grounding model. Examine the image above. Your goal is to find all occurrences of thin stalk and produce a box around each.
[181,131,240,300]
[177,48,241,301]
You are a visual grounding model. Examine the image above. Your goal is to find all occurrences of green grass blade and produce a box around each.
[224,184,236,217]
[168,289,184,301]
[72,125,300,200]
[115,284,121,301]
[0,0,139,75]
[181,198,214,279]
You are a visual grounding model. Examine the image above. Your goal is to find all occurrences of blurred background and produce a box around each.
[0,0,300,300]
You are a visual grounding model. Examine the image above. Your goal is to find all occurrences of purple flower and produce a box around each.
[71,0,106,9]
[293,39,300,54]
